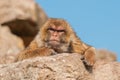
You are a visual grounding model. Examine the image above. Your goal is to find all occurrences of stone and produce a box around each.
[0,0,48,46]
[0,25,24,64]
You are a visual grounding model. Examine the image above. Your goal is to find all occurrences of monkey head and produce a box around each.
[39,18,74,52]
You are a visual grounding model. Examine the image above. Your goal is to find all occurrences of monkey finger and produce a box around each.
[84,47,96,66]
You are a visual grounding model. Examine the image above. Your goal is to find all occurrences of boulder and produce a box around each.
[0,0,48,46]
[0,25,24,64]
[0,53,93,80]
[96,49,117,62]
[0,53,120,80]
[94,61,120,80]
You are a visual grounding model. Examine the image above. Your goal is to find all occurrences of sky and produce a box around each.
[36,0,120,61]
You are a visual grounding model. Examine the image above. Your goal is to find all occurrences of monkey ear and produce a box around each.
[84,47,96,66]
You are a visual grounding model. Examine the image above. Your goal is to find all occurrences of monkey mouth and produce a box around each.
[50,40,59,44]
[48,40,60,46]
[49,40,59,42]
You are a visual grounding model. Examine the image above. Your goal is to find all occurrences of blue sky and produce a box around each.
[36,0,120,61]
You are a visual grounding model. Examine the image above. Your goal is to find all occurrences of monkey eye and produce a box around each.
[57,30,65,32]
[47,28,56,32]
[47,28,65,33]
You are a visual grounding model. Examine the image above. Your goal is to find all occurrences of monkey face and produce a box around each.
[47,25,66,46]
[39,18,74,52]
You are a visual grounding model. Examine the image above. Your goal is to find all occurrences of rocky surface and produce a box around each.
[96,49,117,62]
[0,25,24,64]
[0,53,93,80]
[0,0,48,46]
[0,53,119,80]
[94,61,120,80]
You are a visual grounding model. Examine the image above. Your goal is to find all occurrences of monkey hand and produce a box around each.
[38,47,57,56]
[82,47,96,66]
[15,47,57,61]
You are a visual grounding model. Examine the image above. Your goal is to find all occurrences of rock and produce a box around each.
[94,61,120,80]
[0,0,48,46]
[0,53,93,80]
[96,49,117,62]
[94,49,119,80]
[0,53,120,80]
[0,25,24,64]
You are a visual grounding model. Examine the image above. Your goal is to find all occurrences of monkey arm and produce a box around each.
[71,36,89,54]
[71,37,96,66]
[15,40,56,61]
[16,47,56,61]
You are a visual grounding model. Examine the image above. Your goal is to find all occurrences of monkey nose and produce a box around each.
[53,31,58,36]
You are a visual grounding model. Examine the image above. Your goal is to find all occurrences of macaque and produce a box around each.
[16,18,96,66]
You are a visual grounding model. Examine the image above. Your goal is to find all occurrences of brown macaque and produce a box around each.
[16,18,96,66]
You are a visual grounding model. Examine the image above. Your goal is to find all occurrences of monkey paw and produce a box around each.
[82,47,96,66]
[49,49,58,55]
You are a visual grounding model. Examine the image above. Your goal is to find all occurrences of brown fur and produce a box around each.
[16,18,96,66]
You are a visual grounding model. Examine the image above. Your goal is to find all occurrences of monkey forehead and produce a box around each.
[57,26,65,30]
[43,18,74,32]
[50,22,66,27]
[49,18,68,26]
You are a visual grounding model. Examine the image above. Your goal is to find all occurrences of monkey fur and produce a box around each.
[16,18,96,66]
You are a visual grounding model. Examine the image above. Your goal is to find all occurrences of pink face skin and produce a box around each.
[48,25,65,45]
